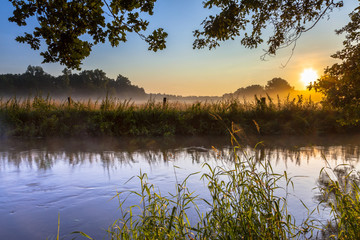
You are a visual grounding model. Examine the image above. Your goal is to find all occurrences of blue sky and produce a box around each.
[0,0,358,96]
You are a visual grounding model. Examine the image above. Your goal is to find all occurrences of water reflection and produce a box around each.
[2,136,360,171]
[2,135,360,239]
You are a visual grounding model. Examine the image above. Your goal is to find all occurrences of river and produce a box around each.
[1,135,360,239]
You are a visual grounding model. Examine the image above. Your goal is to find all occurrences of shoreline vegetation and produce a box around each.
[0,95,358,138]
[0,95,359,137]
[55,133,360,239]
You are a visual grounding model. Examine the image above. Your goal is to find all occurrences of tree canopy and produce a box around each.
[310,5,360,110]
[265,77,294,92]
[8,0,344,69]
[8,0,168,69]
[223,78,294,98]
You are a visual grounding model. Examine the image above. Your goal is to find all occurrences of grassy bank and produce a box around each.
[0,95,357,137]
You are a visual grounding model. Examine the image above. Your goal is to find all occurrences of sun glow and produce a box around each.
[300,68,319,88]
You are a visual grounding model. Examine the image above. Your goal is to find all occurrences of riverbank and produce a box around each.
[0,96,357,137]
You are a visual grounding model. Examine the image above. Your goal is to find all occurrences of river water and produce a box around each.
[1,135,360,239]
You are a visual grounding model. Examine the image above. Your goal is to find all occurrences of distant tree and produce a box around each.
[265,78,293,92]
[23,65,56,93]
[9,0,343,69]
[235,85,264,96]
[116,74,131,86]
[61,68,71,89]
[0,74,17,94]
[113,74,146,97]
[62,68,72,76]
[76,69,110,91]
[25,65,45,77]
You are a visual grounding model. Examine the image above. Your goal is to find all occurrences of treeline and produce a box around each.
[0,66,147,99]
[0,67,318,102]
[223,77,294,99]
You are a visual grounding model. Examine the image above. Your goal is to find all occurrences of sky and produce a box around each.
[0,0,358,96]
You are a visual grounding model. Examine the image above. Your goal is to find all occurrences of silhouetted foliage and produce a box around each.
[311,6,360,111]
[116,74,131,86]
[0,66,146,98]
[223,78,294,98]
[193,1,343,55]
[265,77,294,92]
[8,0,344,69]
[236,85,265,96]
[8,0,168,69]
[224,85,265,98]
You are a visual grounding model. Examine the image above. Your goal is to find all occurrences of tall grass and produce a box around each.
[68,132,320,240]
[67,141,360,240]
[0,95,352,137]
[318,162,360,239]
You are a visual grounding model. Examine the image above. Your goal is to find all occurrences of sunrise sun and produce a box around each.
[300,68,318,87]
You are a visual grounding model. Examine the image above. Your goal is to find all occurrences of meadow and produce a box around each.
[0,95,356,138]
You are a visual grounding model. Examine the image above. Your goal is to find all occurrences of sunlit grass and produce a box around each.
[0,94,355,138]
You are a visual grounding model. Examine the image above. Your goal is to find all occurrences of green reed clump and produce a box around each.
[106,171,200,240]
[50,139,360,239]
[0,95,355,137]
[74,134,317,240]
[318,164,360,239]
[196,144,316,239]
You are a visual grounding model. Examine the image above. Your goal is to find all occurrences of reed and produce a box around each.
[0,95,355,138]
[44,132,360,239]
[72,132,318,239]
[318,162,360,239]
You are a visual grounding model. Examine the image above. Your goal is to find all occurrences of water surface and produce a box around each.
[1,135,360,239]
